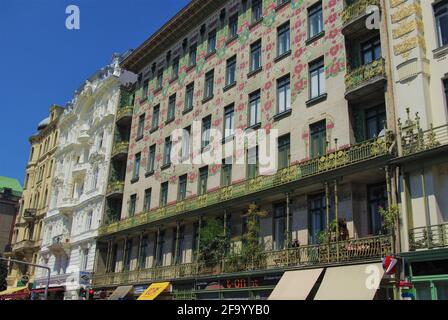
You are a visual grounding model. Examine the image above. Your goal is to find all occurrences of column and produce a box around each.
[153,228,160,268]
[174,222,181,266]
[334,180,339,261]
[222,210,228,271]
[121,237,128,273]
[105,240,112,273]
[421,169,432,249]
[136,232,143,271]
[285,192,291,250]
[195,216,202,274]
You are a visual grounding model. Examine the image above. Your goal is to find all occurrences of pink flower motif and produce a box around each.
[264,81,272,91]
[264,123,272,134]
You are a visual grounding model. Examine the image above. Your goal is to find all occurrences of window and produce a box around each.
[444,79,448,105]
[229,14,238,39]
[273,203,292,250]
[252,0,263,23]
[221,161,232,187]
[308,2,323,39]
[204,70,214,100]
[129,194,137,217]
[224,105,235,138]
[160,182,169,208]
[277,75,291,113]
[167,94,176,122]
[309,58,325,99]
[156,69,163,90]
[368,184,388,235]
[361,36,382,65]
[247,147,259,179]
[155,231,165,267]
[277,22,290,56]
[163,137,172,166]
[133,153,141,180]
[182,126,191,160]
[435,1,448,47]
[208,29,217,54]
[175,225,186,265]
[249,90,261,126]
[250,40,262,72]
[310,120,327,158]
[309,194,328,244]
[92,167,99,189]
[185,82,194,111]
[81,248,89,271]
[124,239,133,271]
[172,57,180,79]
[137,114,145,139]
[189,43,197,67]
[152,105,160,130]
[198,166,209,195]
[202,116,212,149]
[226,55,237,86]
[142,79,149,99]
[139,236,149,269]
[147,145,156,173]
[143,188,152,212]
[365,105,387,140]
[86,211,93,232]
[178,175,188,201]
[278,134,290,170]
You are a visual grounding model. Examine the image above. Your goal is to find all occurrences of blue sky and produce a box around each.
[0,0,190,185]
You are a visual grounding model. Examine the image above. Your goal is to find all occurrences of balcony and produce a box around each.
[106,180,125,198]
[116,106,134,126]
[92,235,393,286]
[111,142,129,161]
[409,223,448,251]
[48,235,70,254]
[345,58,386,100]
[12,239,38,255]
[99,135,393,236]
[22,209,37,222]
[341,0,381,36]
[72,162,88,176]
[78,129,90,144]
[3,244,14,258]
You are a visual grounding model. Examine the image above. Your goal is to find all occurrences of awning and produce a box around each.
[137,282,171,301]
[268,269,323,300]
[314,263,385,300]
[108,285,134,300]
[0,287,30,300]
[32,286,65,294]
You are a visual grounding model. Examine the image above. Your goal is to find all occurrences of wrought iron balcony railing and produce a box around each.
[92,235,393,287]
[409,223,448,251]
[111,142,129,158]
[116,106,134,123]
[341,0,381,26]
[345,58,386,92]
[99,135,393,237]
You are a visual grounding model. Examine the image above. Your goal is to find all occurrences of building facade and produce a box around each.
[5,106,62,289]
[92,0,402,300]
[0,177,22,257]
[33,54,132,300]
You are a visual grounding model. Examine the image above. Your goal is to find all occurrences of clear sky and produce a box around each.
[0,0,190,185]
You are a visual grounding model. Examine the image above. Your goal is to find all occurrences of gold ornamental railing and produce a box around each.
[111,142,129,158]
[345,58,386,92]
[116,106,134,122]
[341,0,381,25]
[107,181,125,195]
[409,223,448,251]
[92,235,392,287]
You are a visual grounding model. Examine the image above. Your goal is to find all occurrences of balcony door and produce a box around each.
[365,105,386,140]
[367,184,388,235]
[309,193,328,244]
[310,120,327,158]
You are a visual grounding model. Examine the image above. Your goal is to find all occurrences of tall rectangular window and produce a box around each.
[229,14,238,39]
[249,90,261,126]
[143,188,152,212]
[129,194,137,217]
[435,1,448,47]
[185,82,194,111]
[226,55,237,86]
[309,194,327,244]
[277,75,291,113]
[182,126,191,160]
[309,58,325,99]
[252,0,263,22]
[163,137,172,166]
[204,70,214,100]
[277,22,290,56]
[310,120,327,158]
[198,166,209,195]
[155,231,165,267]
[133,153,141,180]
[81,248,89,271]
[142,79,149,99]
[160,182,169,207]
[247,147,259,179]
[139,236,148,269]
[368,184,388,235]
[444,78,448,105]
[202,116,212,149]
[178,174,188,201]
[278,134,290,170]
[156,69,163,90]
[221,161,232,187]
[308,2,323,39]
[172,57,179,79]
[250,40,262,72]
[147,144,156,173]
[273,203,292,250]
[167,94,176,122]
[152,105,160,130]
[365,105,386,140]
[361,36,382,65]
[137,114,145,139]
[189,43,197,67]
[224,105,235,138]
[208,29,217,54]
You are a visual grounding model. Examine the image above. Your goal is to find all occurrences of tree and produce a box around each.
[198,217,230,264]
[0,256,8,292]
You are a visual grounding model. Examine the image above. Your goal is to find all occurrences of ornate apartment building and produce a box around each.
[5,106,63,288]
[32,54,134,300]
[92,0,404,300]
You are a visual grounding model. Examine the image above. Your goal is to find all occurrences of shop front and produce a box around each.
[0,287,31,301]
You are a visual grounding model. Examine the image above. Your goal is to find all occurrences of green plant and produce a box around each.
[198,217,230,264]
[317,219,338,244]
[379,205,399,233]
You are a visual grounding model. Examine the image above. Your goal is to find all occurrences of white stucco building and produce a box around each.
[34,53,135,300]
